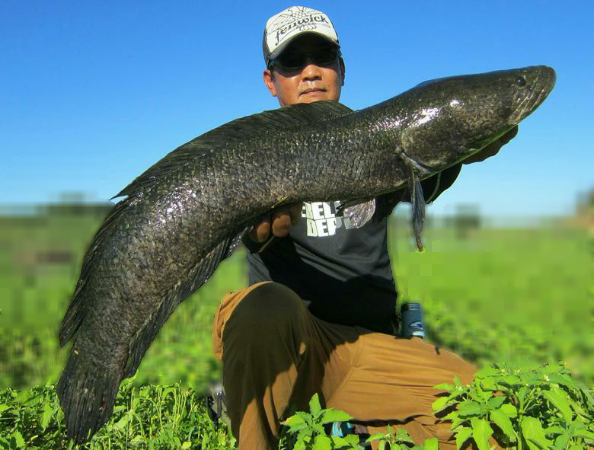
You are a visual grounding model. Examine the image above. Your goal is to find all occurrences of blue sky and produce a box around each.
[1,1,592,217]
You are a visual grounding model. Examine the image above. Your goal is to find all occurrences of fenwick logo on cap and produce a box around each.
[265,6,339,59]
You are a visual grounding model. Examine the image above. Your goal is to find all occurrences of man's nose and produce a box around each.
[300,56,322,80]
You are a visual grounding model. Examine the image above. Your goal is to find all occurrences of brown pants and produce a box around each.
[213,282,477,450]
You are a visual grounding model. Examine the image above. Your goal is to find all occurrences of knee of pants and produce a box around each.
[225,282,308,342]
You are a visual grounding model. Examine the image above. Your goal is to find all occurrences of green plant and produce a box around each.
[281,394,439,450]
[0,378,236,449]
[281,394,360,450]
[432,362,594,450]
[366,426,438,450]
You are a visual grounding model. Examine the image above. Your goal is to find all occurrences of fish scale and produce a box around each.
[57,66,555,443]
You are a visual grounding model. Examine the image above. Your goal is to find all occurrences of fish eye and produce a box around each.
[515,76,527,87]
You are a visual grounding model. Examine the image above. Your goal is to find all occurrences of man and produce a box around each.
[212,6,515,449]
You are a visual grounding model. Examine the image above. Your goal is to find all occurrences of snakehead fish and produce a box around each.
[57,65,555,442]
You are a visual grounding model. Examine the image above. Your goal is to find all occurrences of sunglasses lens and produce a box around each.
[311,47,338,65]
[277,52,307,70]
[274,46,338,71]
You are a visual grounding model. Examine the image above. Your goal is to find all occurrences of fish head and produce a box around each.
[396,65,556,172]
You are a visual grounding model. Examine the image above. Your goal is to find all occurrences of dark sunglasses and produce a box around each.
[269,46,339,71]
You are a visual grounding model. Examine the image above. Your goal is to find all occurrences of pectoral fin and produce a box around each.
[336,198,376,228]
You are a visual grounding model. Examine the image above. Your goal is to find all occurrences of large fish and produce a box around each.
[57,66,555,442]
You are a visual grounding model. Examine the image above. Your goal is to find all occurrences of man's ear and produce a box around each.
[263,69,278,97]
[339,58,346,86]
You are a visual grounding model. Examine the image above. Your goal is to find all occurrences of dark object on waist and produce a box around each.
[399,302,425,339]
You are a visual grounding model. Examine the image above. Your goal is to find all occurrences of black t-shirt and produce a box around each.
[248,200,397,334]
[246,165,462,335]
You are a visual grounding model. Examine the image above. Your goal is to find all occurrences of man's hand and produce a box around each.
[249,203,302,243]
[463,125,519,165]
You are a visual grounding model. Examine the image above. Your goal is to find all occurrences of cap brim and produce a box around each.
[268,31,339,62]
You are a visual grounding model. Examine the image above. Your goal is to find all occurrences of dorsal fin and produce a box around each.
[115,101,354,199]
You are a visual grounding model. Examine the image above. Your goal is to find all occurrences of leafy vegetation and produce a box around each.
[0,206,592,448]
[433,362,594,450]
[0,378,235,449]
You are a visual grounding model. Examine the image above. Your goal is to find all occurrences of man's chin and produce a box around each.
[299,91,331,103]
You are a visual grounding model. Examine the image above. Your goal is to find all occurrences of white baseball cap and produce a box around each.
[262,6,340,67]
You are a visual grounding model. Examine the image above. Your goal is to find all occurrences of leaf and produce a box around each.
[544,425,564,435]
[553,432,571,449]
[573,428,594,440]
[500,403,518,418]
[470,383,491,403]
[283,413,308,432]
[457,401,485,418]
[543,387,573,423]
[294,437,307,450]
[313,434,332,450]
[547,373,575,389]
[319,409,352,425]
[11,431,25,448]
[0,405,9,414]
[432,397,450,413]
[502,375,522,386]
[475,367,500,379]
[331,434,359,449]
[366,433,388,442]
[342,434,360,446]
[470,418,493,450]
[14,391,33,404]
[312,423,325,436]
[423,438,438,450]
[434,383,455,391]
[480,376,497,391]
[40,402,53,430]
[486,396,506,410]
[393,428,413,444]
[112,413,131,431]
[455,426,472,450]
[309,394,322,416]
[490,408,517,442]
[517,387,529,409]
[521,416,553,450]
[181,443,191,449]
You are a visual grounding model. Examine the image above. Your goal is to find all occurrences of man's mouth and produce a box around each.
[301,88,326,95]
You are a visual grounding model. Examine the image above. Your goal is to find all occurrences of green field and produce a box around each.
[0,206,592,448]
[1,207,591,392]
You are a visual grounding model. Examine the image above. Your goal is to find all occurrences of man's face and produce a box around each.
[263,34,345,107]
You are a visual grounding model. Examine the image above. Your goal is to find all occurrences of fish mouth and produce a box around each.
[510,66,556,125]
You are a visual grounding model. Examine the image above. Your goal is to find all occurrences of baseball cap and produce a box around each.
[263,6,340,68]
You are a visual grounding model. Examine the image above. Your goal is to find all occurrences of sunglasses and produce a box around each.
[269,46,339,72]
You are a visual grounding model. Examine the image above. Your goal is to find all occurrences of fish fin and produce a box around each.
[59,199,132,346]
[409,174,426,251]
[122,231,243,379]
[335,198,377,228]
[115,101,354,199]
[57,347,121,443]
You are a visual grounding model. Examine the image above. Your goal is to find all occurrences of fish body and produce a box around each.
[58,66,555,442]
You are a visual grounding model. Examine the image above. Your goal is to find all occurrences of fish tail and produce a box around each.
[57,345,121,444]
